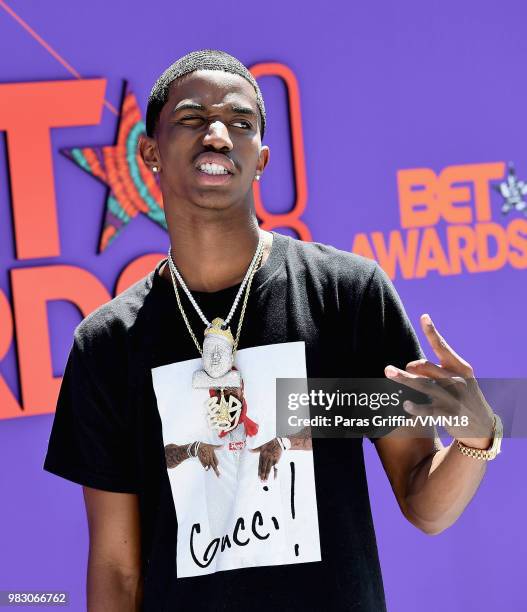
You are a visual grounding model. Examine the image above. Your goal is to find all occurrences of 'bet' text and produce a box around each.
[352,162,527,279]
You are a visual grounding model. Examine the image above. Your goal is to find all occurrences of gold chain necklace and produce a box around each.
[167,238,266,434]
[168,245,264,359]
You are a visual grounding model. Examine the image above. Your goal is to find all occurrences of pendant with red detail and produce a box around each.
[192,317,258,436]
[206,376,258,437]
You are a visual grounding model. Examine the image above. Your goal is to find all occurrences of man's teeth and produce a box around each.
[199,163,229,175]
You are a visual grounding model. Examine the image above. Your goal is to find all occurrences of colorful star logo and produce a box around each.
[61,84,167,252]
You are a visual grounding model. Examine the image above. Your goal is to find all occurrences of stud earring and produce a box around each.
[152,166,159,173]
[255,174,261,181]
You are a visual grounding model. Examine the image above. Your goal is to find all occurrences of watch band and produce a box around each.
[455,413,503,461]
[278,437,292,451]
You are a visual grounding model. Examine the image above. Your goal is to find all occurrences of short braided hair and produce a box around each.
[145,49,266,139]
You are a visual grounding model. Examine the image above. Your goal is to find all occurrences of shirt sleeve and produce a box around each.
[355,263,426,443]
[43,333,139,493]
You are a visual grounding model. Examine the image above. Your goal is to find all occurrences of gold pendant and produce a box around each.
[206,388,243,434]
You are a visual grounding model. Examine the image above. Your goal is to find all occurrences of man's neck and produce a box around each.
[160,218,273,293]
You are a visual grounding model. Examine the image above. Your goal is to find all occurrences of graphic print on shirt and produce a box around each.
[152,341,321,578]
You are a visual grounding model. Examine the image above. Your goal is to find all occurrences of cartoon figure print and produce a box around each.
[153,341,321,578]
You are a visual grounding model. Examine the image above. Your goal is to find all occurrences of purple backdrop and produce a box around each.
[0,1,525,610]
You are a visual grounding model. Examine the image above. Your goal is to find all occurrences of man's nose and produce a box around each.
[202,120,233,150]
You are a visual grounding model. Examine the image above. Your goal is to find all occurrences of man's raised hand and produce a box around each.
[385,314,495,448]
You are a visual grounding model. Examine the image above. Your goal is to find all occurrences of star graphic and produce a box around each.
[493,162,527,216]
[61,83,166,252]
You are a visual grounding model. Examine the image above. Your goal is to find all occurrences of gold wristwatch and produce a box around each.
[455,413,503,461]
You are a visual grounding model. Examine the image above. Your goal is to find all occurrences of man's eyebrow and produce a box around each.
[229,104,257,117]
[172,102,206,113]
[171,102,257,117]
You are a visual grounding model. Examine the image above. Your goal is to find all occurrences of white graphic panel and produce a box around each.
[152,341,321,578]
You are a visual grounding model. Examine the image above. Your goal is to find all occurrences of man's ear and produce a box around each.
[256,145,270,176]
[139,135,161,171]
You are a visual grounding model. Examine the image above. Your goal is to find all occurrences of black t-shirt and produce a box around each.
[44,232,424,612]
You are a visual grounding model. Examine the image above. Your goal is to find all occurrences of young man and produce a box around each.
[44,49,501,611]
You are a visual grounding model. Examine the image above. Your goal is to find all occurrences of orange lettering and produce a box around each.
[438,163,505,224]
[471,163,505,222]
[371,230,419,280]
[398,168,440,229]
[0,290,22,419]
[250,63,311,241]
[446,225,478,274]
[475,222,508,272]
[507,218,527,269]
[437,166,473,224]
[115,253,165,295]
[0,80,106,259]
[0,290,13,363]
[11,265,111,416]
[351,233,376,261]
[415,228,451,278]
